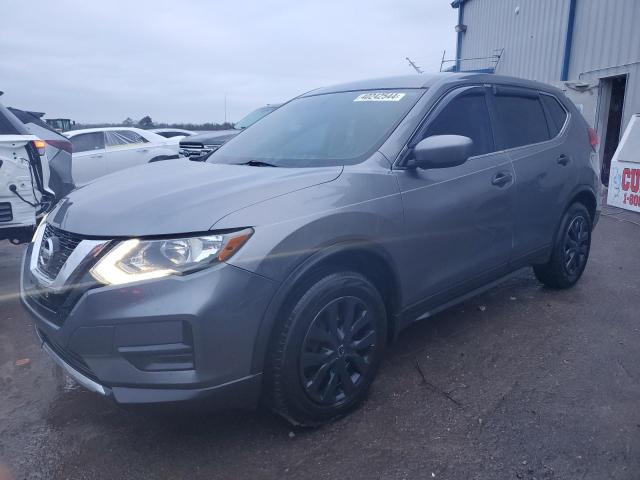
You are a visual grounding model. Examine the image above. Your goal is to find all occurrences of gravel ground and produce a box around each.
[1,212,639,480]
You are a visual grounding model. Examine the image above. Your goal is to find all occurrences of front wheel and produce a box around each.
[265,271,387,426]
[533,203,592,289]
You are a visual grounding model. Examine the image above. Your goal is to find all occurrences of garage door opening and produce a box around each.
[599,75,627,186]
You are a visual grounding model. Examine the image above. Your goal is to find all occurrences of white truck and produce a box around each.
[0,100,55,244]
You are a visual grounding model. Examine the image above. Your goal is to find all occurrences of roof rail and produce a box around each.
[440,48,504,74]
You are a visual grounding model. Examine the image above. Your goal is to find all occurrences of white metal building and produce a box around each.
[448,0,640,183]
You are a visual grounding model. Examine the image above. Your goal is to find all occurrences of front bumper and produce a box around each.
[21,244,278,407]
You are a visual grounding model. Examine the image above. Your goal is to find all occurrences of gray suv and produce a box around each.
[21,73,600,425]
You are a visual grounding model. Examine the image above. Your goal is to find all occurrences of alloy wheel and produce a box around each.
[299,296,378,406]
[563,215,589,276]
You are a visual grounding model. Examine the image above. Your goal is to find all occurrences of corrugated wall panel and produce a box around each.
[458,0,640,133]
[569,0,640,75]
[568,0,640,130]
[459,0,569,82]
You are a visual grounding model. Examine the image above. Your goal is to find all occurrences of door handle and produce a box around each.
[89,154,102,158]
[491,172,513,187]
[138,149,149,153]
[557,154,570,166]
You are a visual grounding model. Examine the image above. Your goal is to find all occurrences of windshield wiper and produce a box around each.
[239,160,278,167]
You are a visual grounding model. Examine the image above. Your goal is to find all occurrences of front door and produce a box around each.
[395,86,515,309]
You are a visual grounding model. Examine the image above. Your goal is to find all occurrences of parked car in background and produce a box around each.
[65,127,181,185]
[0,102,50,243]
[9,108,74,201]
[151,128,196,139]
[180,104,281,161]
[45,118,75,133]
[21,73,600,426]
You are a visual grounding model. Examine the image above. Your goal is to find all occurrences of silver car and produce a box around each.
[21,73,600,425]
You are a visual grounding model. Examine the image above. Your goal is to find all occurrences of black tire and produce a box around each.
[533,203,592,289]
[265,271,387,426]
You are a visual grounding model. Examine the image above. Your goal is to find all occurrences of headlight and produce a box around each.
[32,213,49,242]
[90,228,253,285]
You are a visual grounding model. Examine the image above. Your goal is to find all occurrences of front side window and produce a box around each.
[71,132,105,153]
[421,90,495,158]
[493,90,550,149]
[105,130,147,147]
[211,90,423,167]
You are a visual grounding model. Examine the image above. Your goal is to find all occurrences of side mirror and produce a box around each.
[411,135,473,169]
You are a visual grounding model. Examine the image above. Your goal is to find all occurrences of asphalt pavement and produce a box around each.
[1,211,639,480]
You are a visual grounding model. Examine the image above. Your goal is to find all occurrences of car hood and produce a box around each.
[47,161,343,237]
[181,130,239,145]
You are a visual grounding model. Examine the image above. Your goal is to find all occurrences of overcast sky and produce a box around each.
[0,1,456,124]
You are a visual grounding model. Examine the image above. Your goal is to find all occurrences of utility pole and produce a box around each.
[405,57,423,74]
[224,93,227,124]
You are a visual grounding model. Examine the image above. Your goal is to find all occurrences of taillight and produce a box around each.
[588,127,598,150]
[32,139,46,156]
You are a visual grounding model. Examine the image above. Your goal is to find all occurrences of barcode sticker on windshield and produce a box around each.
[354,92,406,102]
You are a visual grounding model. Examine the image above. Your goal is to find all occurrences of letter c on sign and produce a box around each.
[622,168,631,191]
[633,169,640,193]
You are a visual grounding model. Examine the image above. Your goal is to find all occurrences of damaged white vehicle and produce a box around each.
[0,100,71,244]
[65,127,181,185]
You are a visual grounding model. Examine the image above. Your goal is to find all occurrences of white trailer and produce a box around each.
[607,114,640,213]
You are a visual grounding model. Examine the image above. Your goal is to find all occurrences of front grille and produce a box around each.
[39,329,99,382]
[37,224,83,280]
[0,202,12,222]
[179,142,220,160]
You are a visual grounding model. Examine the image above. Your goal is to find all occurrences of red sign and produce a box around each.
[621,168,640,206]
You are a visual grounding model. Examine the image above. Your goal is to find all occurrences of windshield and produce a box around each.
[211,90,423,167]
[234,106,278,129]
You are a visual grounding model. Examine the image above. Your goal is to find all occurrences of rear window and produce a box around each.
[157,131,187,138]
[0,104,29,135]
[541,94,568,137]
[70,132,105,153]
[493,90,550,149]
[8,107,69,141]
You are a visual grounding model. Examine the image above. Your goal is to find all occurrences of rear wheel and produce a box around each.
[265,271,386,426]
[533,203,592,289]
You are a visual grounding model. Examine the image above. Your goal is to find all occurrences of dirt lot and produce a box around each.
[1,211,639,480]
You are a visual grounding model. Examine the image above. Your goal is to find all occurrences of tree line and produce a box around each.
[75,115,235,131]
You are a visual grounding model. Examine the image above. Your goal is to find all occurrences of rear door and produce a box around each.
[395,86,516,308]
[490,86,573,262]
[104,130,152,174]
[69,132,106,185]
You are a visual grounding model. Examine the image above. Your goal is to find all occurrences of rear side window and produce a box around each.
[118,130,148,143]
[541,94,568,137]
[422,90,494,157]
[493,90,550,149]
[106,130,148,147]
[71,132,105,153]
